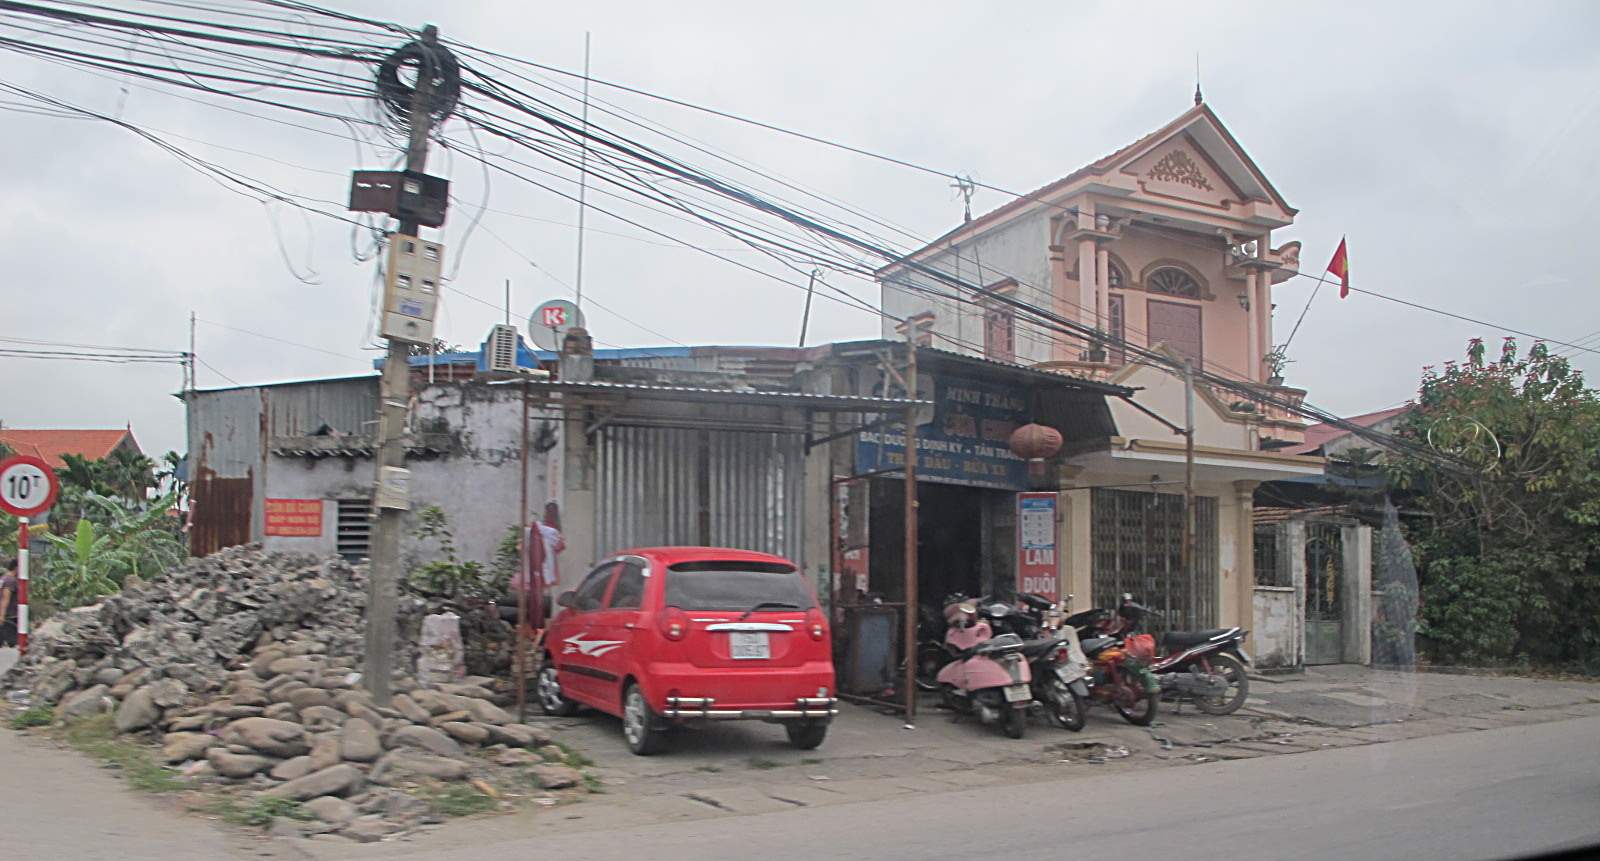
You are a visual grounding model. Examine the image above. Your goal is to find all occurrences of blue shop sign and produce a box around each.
[856,373,1029,490]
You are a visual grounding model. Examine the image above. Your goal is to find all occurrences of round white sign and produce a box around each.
[527,299,586,351]
[0,455,59,518]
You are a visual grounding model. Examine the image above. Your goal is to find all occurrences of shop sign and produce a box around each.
[264,498,323,537]
[1016,492,1059,601]
[855,373,1028,490]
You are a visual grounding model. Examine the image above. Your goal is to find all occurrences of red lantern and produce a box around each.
[1009,423,1063,460]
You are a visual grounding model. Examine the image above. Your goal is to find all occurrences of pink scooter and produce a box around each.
[935,596,1033,738]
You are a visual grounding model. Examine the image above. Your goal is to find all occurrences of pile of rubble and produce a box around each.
[2,544,588,842]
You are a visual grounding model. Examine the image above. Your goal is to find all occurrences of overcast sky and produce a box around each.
[2,0,1598,457]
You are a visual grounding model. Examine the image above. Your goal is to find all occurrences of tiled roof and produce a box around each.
[0,428,139,468]
[1283,406,1411,456]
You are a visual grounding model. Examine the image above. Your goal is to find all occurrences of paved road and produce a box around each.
[357,715,1600,861]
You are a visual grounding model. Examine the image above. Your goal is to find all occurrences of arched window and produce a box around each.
[1106,263,1124,291]
[1147,267,1201,298]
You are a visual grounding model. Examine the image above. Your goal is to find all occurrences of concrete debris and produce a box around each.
[0,544,593,843]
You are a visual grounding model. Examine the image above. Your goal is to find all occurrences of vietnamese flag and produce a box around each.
[1327,237,1350,298]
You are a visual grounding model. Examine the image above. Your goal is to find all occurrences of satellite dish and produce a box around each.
[527,299,585,351]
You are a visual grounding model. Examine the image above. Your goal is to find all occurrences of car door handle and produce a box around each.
[624,622,637,629]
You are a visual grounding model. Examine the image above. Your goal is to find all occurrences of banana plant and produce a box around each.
[35,491,183,611]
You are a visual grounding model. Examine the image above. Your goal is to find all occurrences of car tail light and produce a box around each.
[660,607,687,641]
[806,607,826,641]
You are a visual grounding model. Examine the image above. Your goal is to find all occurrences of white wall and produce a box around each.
[881,211,1054,361]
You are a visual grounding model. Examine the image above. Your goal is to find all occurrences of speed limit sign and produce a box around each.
[0,454,59,518]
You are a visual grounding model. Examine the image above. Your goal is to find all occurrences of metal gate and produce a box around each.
[189,473,251,556]
[1304,521,1345,665]
[1090,489,1218,633]
[596,425,804,561]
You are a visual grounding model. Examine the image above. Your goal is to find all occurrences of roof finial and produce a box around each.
[1194,52,1203,105]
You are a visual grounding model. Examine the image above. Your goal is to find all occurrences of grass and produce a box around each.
[62,715,184,793]
[695,764,722,773]
[548,741,593,769]
[209,796,313,827]
[800,757,824,765]
[418,785,497,817]
[10,705,53,729]
[581,772,605,794]
[746,757,780,770]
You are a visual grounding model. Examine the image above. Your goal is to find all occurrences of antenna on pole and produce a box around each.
[951,174,976,222]
[573,32,592,311]
[1194,52,1203,105]
[504,278,511,326]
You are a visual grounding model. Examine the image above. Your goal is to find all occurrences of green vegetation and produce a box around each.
[210,796,314,827]
[548,741,592,769]
[746,757,780,770]
[407,506,495,601]
[33,491,184,612]
[62,715,183,793]
[10,705,53,729]
[1390,339,1600,671]
[418,785,496,817]
[581,772,605,793]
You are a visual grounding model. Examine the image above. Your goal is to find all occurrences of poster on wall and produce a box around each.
[264,498,323,537]
[1016,492,1059,602]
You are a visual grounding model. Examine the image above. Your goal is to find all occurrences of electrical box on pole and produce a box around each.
[380,236,444,345]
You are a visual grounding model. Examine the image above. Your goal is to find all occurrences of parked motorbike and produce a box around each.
[1102,594,1252,716]
[998,593,1090,732]
[935,596,1033,738]
[1062,599,1161,726]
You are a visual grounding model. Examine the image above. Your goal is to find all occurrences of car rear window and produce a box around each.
[664,560,815,612]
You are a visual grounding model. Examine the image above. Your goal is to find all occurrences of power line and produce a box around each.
[195,317,364,360]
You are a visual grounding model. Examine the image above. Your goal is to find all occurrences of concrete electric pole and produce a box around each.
[361,25,454,705]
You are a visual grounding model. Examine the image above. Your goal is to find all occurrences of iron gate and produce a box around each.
[596,425,804,561]
[1090,489,1218,633]
[1304,521,1345,665]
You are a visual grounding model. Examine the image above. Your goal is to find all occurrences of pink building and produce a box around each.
[878,101,1358,662]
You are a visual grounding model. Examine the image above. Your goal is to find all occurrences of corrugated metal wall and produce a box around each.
[596,425,804,561]
[265,377,378,438]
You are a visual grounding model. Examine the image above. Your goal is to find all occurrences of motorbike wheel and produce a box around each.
[1192,653,1250,716]
[915,644,947,692]
[1115,685,1159,726]
[1045,679,1088,732]
[1002,705,1027,739]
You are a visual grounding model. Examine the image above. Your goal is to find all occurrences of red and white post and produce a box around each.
[16,516,28,654]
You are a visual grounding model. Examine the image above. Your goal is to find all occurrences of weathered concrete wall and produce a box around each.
[1253,587,1298,667]
[253,381,548,576]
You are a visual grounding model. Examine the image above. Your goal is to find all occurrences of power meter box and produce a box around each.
[381,236,443,345]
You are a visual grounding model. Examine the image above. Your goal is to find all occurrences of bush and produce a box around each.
[10,705,52,729]
[1417,553,1522,665]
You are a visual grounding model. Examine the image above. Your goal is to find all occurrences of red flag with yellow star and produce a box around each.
[1327,237,1350,298]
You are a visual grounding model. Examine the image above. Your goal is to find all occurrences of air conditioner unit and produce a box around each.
[486,324,519,373]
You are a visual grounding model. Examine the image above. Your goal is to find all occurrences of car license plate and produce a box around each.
[729,631,770,660]
[1003,684,1031,703]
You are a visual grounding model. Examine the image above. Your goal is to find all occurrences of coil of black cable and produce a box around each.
[376,39,460,127]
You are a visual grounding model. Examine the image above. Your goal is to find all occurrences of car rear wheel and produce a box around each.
[536,658,578,717]
[785,719,829,750]
[622,683,664,756]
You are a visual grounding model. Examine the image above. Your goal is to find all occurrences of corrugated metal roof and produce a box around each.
[513,379,930,410]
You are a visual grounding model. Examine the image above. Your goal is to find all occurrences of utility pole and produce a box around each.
[797,268,819,347]
[902,343,919,726]
[187,311,196,391]
[364,25,443,706]
[1181,359,1197,631]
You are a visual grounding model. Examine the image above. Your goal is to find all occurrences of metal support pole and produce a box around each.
[798,268,819,347]
[364,24,440,706]
[1182,360,1197,631]
[16,516,29,655]
[902,345,919,725]
[516,379,530,722]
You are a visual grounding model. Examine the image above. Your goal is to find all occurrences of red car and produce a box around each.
[536,547,837,755]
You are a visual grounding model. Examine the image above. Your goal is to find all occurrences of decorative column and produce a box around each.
[1245,269,1260,381]
[1095,247,1110,331]
[1076,204,1097,333]
[1233,480,1258,649]
[1256,233,1273,373]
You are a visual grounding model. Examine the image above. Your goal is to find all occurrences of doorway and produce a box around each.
[1304,521,1345,665]
[866,479,1010,607]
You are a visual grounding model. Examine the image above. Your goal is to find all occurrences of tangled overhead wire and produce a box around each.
[375,36,460,135]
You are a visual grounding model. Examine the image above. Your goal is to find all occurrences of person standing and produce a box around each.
[0,557,18,648]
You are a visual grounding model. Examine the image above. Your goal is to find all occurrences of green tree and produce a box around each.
[1388,339,1600,669]
[34,491,184,612]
